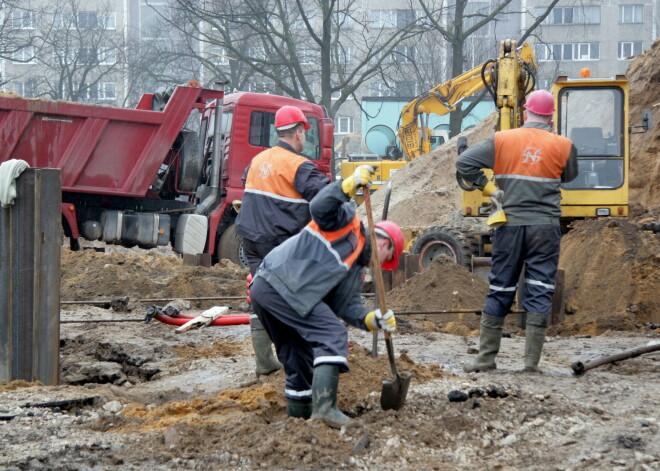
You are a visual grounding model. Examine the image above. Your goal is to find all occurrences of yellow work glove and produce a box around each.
[341,165,375,197]
[481,180,500,197]
[365,308,396,333]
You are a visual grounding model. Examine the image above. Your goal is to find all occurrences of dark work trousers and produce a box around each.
[243,237,281,328]
[484,224,562,317]
[250,276,349,401]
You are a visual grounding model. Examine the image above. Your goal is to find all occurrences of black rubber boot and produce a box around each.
[286,398,312,419]
[463,314,505,373]
[310,364,349,429]
[524,312,548,373]
[251,318,282,376]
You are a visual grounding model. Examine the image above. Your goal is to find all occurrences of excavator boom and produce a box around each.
[398,40,537,160]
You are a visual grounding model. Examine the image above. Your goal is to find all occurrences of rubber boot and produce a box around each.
[524,312,548,373]
[463,314,504,373]
[310,364,349,429]
[286,398,312,419]
[251,318,282,376]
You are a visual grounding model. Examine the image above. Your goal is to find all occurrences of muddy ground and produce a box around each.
[1,219,658,471]
[2,36,660,471]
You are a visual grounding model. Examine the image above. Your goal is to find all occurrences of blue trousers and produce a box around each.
[250,277,349,401]
[484,225,561,317]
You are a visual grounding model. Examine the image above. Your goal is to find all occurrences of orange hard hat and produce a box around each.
[374,220,404,270]
[275,105,310,131]
[523,90,555,116]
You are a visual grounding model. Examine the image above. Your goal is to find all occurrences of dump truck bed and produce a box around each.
[0,87,223,197]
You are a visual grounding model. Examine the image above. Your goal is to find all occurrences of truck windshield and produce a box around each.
[249,111,321,161]
[558,86,624,190]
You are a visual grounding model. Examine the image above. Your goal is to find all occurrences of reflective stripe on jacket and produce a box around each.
[235,142,329,243]
[254,182,370,322]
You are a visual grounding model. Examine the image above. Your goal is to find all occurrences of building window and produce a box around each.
[12,46,36,64]
[98,48,116,65]
[14,81,36,97]
[370,81,395,97]
[393,45,416,63]
[536,43,599,61]
[396,81,418,97]
[141,1,169,39]
[336,117,354,134]
[10,10,37,29]
[371,10,396,28]
[537,6,600,25]
[333,11,354,30]
[620,5,643,24]
[335,45,354,65]
[618,41,643,59]
[86,82,117,101]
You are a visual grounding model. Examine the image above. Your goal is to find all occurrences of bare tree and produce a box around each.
[0,1,41,92]
[2,0,125,103]
[418,0,561,137]
[150,0,425,118]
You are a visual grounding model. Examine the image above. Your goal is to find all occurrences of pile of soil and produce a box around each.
[627,38,660,221]
[558,218,660,334]
[61,248,248,309]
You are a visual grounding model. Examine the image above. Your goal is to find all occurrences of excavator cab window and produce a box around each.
[558,86,625,190]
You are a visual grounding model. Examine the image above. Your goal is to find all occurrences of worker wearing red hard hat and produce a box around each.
[236,105,330,377]
[456,89,578,374]
[249,168,404,427]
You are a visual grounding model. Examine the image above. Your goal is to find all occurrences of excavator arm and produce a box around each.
[398,40,537,160]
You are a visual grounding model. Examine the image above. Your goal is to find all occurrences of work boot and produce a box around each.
[524,312,549,373]
[463,314,505,373]
[286,398,312,419]
[310,364,349,429]
[251,320,282,376]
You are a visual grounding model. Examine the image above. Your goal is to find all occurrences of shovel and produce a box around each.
[363,189,411,411]
[372,181,392,358]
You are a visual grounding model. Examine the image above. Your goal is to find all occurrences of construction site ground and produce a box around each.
[2,40,660,471]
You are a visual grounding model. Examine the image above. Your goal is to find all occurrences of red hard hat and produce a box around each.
[374,220,404,270]
[523,90,555,116]
[275,105,310,131]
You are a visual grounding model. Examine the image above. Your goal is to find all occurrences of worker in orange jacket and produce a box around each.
[236,105,330,376]
[456,90,578,374]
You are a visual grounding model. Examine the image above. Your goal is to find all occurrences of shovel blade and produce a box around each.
[380,372,412,411]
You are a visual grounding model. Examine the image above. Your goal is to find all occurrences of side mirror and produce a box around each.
[642,110,652,131]
[630,109,653,134]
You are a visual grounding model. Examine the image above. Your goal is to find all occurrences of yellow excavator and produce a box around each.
[410,53,652,275]
[341,39,537,203]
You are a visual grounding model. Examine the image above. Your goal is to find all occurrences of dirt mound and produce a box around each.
[386,256,489,335]
[357,113,497,232]
[61,249,248,309]
[627,38,660,220]
[559,219,660,333]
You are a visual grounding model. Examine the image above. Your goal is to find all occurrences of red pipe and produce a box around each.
[153,313,251,326]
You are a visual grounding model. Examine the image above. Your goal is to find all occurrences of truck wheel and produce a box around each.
[177,130,202,192]
[410,226,476,270]
[217,224,248,268]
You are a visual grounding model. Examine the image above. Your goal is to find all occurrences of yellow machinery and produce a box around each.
[413,69,651,273]
[341,39,536,203]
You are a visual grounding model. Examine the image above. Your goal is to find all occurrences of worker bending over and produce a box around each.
[236,105,330,376]
[250,166,404,427]
[456,89,578,373]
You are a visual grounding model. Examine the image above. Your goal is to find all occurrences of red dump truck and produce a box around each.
[0,86,334,265]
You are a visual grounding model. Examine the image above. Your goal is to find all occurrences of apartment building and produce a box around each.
[1,1,656,153]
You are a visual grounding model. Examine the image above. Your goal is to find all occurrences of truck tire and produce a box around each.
[177,131,202,192]
[217,224,248,268]
[410,226,476,270]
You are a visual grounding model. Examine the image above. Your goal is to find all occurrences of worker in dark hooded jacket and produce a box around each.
[235,105,330,376]
[249,166,405,427]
